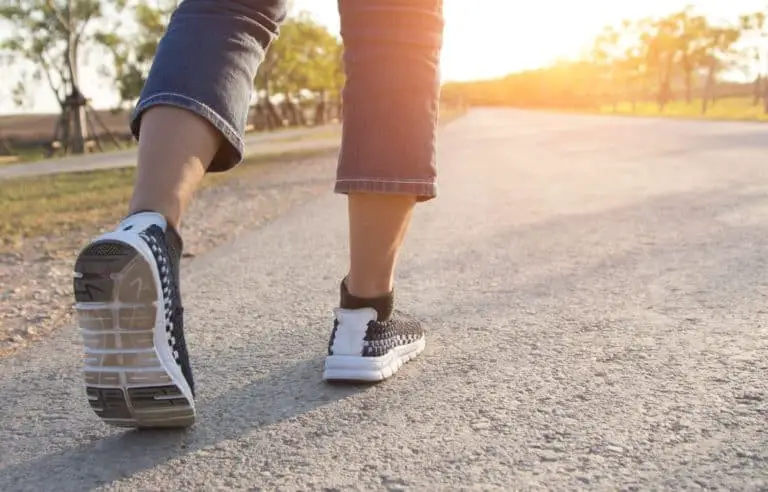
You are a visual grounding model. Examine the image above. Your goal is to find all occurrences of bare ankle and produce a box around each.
[129,106,222,231]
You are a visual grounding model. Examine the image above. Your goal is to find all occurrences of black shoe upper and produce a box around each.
[330,279,424,357]
[328,311,424,357]
[139,223,195,396]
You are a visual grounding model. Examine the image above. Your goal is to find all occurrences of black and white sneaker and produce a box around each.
[323,281,426,382]
[72,211,195,428]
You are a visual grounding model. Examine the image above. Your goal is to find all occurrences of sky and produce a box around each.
[1,0,766,114]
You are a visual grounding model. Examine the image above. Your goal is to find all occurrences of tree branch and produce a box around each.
[35,52,65,105]
[44,0,70,32]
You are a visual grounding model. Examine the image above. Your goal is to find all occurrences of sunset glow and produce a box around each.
[2,0,766,113]
[298,0,766,81]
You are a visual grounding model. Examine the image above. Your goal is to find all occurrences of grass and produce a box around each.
[0,147,337,253]
[0,166,135,251]
[6,140,136,165]
[596,97,768,122]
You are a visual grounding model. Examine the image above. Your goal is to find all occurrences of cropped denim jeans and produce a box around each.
[130,0,444,200]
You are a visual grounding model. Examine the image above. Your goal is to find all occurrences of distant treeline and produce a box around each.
[442,6,768,115]
[441,66,757,111]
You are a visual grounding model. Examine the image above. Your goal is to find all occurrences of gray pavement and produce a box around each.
[0,124,340,181]
[1,108,767,490]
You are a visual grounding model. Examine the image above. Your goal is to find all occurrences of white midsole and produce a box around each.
[324,337,425,380]
[88,230,195,408]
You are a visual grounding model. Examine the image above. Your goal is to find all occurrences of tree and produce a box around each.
[254,12,342,128]
[740,11,768,108]
[643,15,684,110]
[0,90,12,156]
[591,25,621,111]
[699,25,741,113]
[98,0,177,106]
[670,8,709,104]
[0,0,121,153]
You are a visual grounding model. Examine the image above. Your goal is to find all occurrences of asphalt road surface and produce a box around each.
[1,108,767,490]
[0,125,340,181]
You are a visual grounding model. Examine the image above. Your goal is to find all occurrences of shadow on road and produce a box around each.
[1,356,370,490]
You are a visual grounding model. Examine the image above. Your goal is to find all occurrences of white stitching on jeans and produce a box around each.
[134,92,244,148]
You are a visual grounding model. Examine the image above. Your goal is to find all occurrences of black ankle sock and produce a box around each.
[339,278,394,322]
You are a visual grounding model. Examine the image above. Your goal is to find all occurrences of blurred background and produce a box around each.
[1,0,767,161]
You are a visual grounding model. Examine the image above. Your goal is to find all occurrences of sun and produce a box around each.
[441,0,599,82]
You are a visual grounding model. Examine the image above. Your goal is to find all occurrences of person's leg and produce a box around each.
[128,0,289,229]
[129,106,221,228]
[346,194,416,298]
[324,0,444,382]
[72,0,288,428]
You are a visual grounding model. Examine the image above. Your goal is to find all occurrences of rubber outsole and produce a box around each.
[323,337,426,382]
[73,239,195,428]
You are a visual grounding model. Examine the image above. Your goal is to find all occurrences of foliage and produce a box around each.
[0,0,123,106]
[255,11,343,97]
[445,5,759,115]
[97,0,177,105]
[1,2,342,110]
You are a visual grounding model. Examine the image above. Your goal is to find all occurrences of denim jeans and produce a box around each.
[131,0,444,200]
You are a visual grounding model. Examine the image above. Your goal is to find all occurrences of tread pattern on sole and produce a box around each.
[74,239,194,429]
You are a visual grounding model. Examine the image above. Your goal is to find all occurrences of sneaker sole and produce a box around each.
[73,234,195,428]
[323,337,426,382]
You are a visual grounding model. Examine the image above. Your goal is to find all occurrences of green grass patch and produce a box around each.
[0,147,336,252]
[598,97,768,122]
[0,167,136,251]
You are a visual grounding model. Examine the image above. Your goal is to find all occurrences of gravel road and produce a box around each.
[0,108,766,490]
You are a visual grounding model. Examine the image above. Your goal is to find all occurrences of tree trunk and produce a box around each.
[294,94,307,126]
[763,76,768,114]
[702,65,716,114]
[261,80,281,130]
[627,79,637,113]
[763,64,768,114]
[685,70,692,104]
[265,99,281,129]
[70,89,88,154]
[252,103,267,131]
[65,33,88,154]
[753,74,762,106]
[0,129,12,156]
[657,61,671,112]
[314,90,327,125]
[280,97,293,126]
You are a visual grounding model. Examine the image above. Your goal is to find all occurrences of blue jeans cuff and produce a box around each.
[130,92,245,172]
